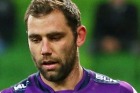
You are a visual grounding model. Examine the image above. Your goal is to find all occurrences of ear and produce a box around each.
[76,25,86,47]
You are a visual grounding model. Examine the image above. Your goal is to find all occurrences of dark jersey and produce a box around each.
[1,69,137,93]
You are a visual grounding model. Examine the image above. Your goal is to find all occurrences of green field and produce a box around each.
[0,0,140,92]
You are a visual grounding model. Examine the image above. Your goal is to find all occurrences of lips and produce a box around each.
[42,61,57,65]
[42,60,58,70]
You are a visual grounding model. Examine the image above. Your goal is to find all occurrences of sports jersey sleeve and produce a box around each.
[120,81,137,93]
[0,87,14,93]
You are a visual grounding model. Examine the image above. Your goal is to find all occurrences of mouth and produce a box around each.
[42,61,59,70]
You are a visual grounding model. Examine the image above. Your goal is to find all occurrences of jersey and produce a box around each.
[0,69,137,93]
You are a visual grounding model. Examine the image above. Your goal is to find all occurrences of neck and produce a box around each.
[41,63,83,91]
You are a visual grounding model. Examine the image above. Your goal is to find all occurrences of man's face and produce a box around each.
[27,10,78,82]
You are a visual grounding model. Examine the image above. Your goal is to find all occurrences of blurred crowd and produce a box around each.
[90,0,139,54]
[0,0,16,54]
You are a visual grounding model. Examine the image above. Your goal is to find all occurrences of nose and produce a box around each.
[41,40,52,56]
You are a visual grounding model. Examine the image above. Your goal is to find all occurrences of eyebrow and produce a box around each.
[28,33,40,38]
[46,31,66,36]
[28,31,66,38]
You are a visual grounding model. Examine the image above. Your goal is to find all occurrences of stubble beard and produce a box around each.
[33,43,77,82]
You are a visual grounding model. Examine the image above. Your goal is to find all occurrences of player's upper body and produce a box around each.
[1,69,137,93]
[0,0,137,93]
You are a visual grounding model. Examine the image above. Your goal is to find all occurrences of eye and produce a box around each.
[29,35,42,43]
[48,33,65,41]
[50,35,62,41]
[31,38,40,43]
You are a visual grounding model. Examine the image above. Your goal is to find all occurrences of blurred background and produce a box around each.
[0,0,140,92]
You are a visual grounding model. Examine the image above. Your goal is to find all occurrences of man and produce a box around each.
[1,0,137,93]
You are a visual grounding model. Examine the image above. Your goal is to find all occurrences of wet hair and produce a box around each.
[24,0,81,39]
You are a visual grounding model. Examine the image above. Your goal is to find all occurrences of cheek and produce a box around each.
[29,45,42,66]
[56,41,74,57]
[29,43,40,57]
[29,43,34,54]
[59,42,70,51]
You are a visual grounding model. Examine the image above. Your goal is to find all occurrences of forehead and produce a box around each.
[27,10,72,34]
[28,10,66,27]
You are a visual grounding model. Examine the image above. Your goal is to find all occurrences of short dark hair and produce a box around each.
[24,0,81,39]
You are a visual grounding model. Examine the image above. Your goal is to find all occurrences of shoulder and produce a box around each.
[0,78,29,93]
[119,81,137,93]
[1,73,37,93]
[93,71,119,84]
[0,87,13,93]
[86,70,137,93]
